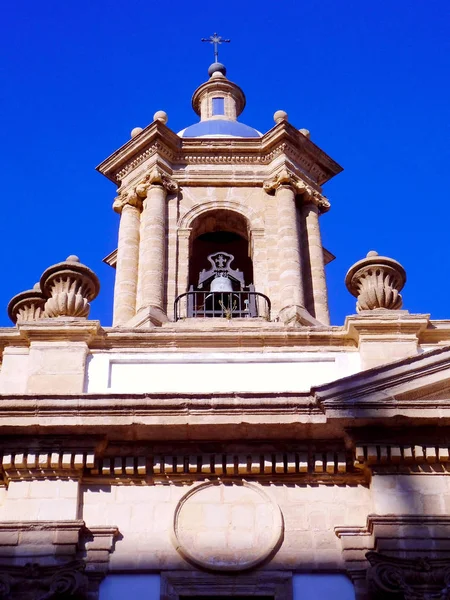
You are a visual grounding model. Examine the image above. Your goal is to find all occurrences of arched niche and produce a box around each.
[188,209,254,290]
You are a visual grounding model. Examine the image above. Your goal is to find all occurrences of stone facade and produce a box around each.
[0,62,449,600]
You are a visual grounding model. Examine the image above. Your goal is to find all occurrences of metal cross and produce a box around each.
[201,33,230,63]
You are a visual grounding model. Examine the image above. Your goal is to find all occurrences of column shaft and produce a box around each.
[276,185,305,312]
[138,184,167,313]
[303,202,330,325]
[113,203,140,326]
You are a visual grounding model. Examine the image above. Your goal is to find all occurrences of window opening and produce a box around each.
[212,97,225,115]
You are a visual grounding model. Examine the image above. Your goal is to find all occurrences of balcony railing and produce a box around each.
[174,289,271,321]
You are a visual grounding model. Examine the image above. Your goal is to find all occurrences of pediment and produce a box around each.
[315,346,450,416]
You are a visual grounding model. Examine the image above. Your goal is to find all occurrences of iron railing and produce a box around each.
[174,289,271,321]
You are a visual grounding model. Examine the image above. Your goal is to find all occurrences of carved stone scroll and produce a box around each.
[0,560,88,600]
[367,551,450,599]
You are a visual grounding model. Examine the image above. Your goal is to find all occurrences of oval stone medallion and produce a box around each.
[172,481,283,571]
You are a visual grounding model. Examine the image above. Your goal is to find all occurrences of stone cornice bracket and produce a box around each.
[40,256,100,319]
[7,283,46,325]
[367,551,450,599]
[345,250,406,312]
[263,168,330,209]
[136,167,179,197]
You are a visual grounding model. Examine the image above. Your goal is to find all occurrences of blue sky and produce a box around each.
[1,1,449,326]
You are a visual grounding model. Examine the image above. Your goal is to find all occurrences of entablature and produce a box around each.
[96,119,342,187]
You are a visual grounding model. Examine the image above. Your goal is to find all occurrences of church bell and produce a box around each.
[210,274,233,293]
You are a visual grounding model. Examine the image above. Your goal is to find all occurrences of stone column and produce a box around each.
[302,194,331,325]
[264,169,317,325]
[137,168,178,325]
[112,191,142,326]
[176,228,192,299]
[276,184,305,312]
[249,228,267,295]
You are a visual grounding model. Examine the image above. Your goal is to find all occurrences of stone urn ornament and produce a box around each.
[40,255,100,319]
[345,250,406,312]
[7,283,47,324]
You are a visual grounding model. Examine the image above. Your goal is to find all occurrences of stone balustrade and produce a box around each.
[345,250,406,312]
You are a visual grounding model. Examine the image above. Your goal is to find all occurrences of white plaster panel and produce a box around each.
[86,351,361,394]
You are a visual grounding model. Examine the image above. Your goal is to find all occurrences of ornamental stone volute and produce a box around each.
[263,168,307,196]
[40,255,100,319]
[263,169,330,212]
[345,250,406,312]
[136,167,179,197]
[7,283,47,324]
[112,189,142,214]
[112,168,178,214]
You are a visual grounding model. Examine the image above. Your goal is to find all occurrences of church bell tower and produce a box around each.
[97,54,342,328]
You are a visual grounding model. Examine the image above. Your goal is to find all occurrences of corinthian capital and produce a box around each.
[308,191,331,214]
[112,189,142,214]
[136,167,179,197]
[263,168,308,196]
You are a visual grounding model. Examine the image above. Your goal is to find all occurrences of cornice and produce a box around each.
[17,320,102,344]
[96,120,343,187]
[96,120,181,183]
[0,437,366,486]
[88,323,355,350]
[315,345,450,410]
[2,318,450,356]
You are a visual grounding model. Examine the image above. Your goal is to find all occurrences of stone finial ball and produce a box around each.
[299,128,310,138]
[274,110,288,124]
[153,111,168,124]
[366,250,379,257]
[131,127,143,138]
[66,255,80,262]
[208,62,227,77]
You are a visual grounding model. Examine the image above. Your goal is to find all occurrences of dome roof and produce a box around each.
[178,119,262,138]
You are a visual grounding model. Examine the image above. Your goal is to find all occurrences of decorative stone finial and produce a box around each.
[210,70,225,79]
[274,110,288,124]
[153,111,168,124]
[130,127,143,139]
[40,256,100,319]
[208,62,227,77]
[7,283,47,324]
[345,251,406,312]
[299,128,310,138]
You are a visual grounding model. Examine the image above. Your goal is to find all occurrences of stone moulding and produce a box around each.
[161,571,293,600]
[0,521,119,599]
[171,481,283,571]
[0,445,362,485]
[335,515,450,581]
[96,119,343,186]
[354,443,450,472]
